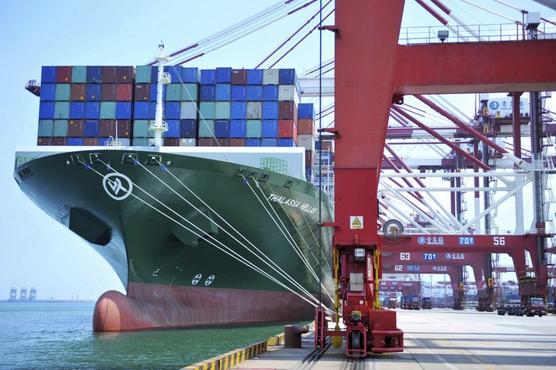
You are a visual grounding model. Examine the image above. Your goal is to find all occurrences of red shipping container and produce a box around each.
[164,138,179,146]
[116,120,131,138]
[231,69,247,85]
[134,84,150,101]
[278,101,296,120]
[198,138,214,146]
[37,137,52,145]
[101,84,117,100]
[229,138,245,146]
[70,84,86,101]
[215,138,229,146]
[52,137,67,145]
[101,66,117,83]
[115,66,133,83]
[99,120,115,137]
[278,119,297,138]
[297,119,314,135]
[68,120,84,136]
[56,66,72,83]
[83,138,98,146]
[115,84,132,101]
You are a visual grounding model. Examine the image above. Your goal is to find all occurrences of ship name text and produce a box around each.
[267,193,317,214]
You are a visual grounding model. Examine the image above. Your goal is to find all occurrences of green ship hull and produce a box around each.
[14,148,333,331]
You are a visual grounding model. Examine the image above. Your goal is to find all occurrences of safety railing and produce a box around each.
[399,22,556,45]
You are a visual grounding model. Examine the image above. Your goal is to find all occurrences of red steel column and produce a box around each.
[334,0,405,247]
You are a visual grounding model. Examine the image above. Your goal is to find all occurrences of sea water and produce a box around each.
[0,301,293,369]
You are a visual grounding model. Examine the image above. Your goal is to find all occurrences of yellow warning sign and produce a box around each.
[350,216,364,230]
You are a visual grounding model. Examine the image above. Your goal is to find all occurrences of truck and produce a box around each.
[401,295,420,310]
[421,297,432,309]
[387,297,397,309]
[524,297,546,317]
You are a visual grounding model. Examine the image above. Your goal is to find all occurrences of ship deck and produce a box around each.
[228,309,556,370]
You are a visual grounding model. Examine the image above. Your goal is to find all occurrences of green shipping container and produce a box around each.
[100,102,116,119]
[165,84,182,101]
[198,120,215,138]
[246,120,262,138]
[53,120,68,137]
[54,102,70,119]
[132,120,150,138]
[135,66,152,84]
[71,66,87,83]
[199,102,215,120]
[132,137,149,146]
[55,84,70,101]
[38,120,54,137]
[215,102,230,120]
[181,84,198,101]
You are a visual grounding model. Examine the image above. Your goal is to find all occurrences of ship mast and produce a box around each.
[150,42,170,147]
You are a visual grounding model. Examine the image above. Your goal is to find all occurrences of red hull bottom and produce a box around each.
[93,282,314,332]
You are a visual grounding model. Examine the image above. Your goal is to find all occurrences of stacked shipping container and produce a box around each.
[197,68,299,147]
[38,66,133,146]
[37,65,315,181]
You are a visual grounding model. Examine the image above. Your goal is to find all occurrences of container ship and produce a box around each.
[13,49,334,332]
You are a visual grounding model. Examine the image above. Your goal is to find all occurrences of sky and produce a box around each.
[0,0,555,300]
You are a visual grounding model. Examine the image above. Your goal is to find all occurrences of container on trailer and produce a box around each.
[165,120,180,138]
[69,102,85,119]
[214,120,230,138]
[40,84,56,101]
[215,67,232,83]
[198,120,215,137]
[53,120,68,137]
[100,102,116,119]
[262,102,278,119]
[38,120,54,137]
[56,66,71,83]
[164,102,181,119]
[215,84,231,101]
[180,102,197,120]
[215,102,231,119]
[41,66,56,83]
[246,86,262,101]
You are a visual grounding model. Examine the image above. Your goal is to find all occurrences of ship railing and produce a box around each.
[399,22,556,45]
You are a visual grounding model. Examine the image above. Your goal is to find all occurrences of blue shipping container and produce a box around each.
[278,138,295,147]
[149,84,166,101]
[69,102,85,119]
[200,85,216,101]
[200,70,216,84]
[180,119,196,137]
[165,120,180,138]
[261,138,277,146]
[115,102,132,119]
[98,137,111,146]
[298,103,314,119]
[246,138,261,147]
[86,66,102,83]
[85,102,100,119]
[261,120,278,137]
[41,66,56,83]
[134,102,150,119]
[165,102,181,119]
[231,102,247,119]
[230,120,246,138]
[246,86,263,101]
[215,67,232,83]
[231,86,246,101]
[247,69,263,85]
[262,85,278,101]
[39,102,55,119]
[215,84,231,101]
[279,68,296,84]
[262,102,278,119]
[86,84,101,101]
[181,67,199,83]
[214,120,230,138]
[84,120,99,137]
[67,138,83,145]
[40,84,56,101]
[164,66,182,83]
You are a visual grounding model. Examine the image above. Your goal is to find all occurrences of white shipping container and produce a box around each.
[278,85,296,101]
[263,69,279,85]
[180,102,197,120]
[179,138,197,146]
[297,134,315,150]
[246,102,262,119]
